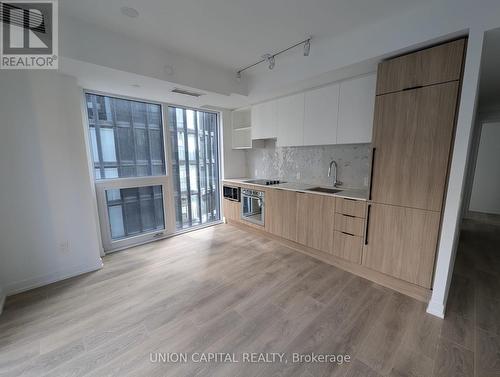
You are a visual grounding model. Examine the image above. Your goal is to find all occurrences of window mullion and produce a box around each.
[130,101,138,177]
[110,98,123,178]
[145,106,153,176]
[183,109,193,228]
[202,114,209,220]
[136,187,144,234]
[170,109,183,229]
[91,95,106,179]
[213,113,220,221]
[194,111,203,224]
[207,114,214,220]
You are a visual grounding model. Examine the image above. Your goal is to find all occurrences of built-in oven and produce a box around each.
[241,189,265,226]
[223,185,240,202]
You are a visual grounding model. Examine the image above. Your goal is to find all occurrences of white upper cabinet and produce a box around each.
[337,73,376,144]
[246,73,376,148]
[276,92,305,147]
[251,101,277,140]
[231,108,252,149]
[303,83,340,146]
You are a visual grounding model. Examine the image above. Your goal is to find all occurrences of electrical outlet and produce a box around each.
[254,169,258,176]
[59,241,70,254]
[364,176,369,186]
[296,172,301,180]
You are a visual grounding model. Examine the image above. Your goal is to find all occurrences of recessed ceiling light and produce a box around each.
[120,6,139,18]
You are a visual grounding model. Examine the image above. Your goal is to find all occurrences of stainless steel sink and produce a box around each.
[307,187,343,194]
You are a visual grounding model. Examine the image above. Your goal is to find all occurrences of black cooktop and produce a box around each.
[244,179,286,186]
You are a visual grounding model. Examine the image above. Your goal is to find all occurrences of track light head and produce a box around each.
[238,38,310,75]
[303,39,311,56]
[262,54,275,70]
[269,56,275,69]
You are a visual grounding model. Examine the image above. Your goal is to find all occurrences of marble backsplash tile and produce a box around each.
[245,140,371,189]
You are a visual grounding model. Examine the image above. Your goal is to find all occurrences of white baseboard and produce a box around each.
[3,258,103,297]
[426,300,445,319]
[0,287,5,316]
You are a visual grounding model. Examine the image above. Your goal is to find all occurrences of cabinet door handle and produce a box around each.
[369,148,376,201]
[341,231,355,237]
[364,204,371,245]
[403,85,423,91]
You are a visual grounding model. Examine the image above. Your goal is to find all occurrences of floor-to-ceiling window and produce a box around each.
[86,93,170,251]
[168,106,220,230]
[85,93,221,252]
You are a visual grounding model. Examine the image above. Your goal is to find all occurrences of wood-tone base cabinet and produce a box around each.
[296,193,336,254]
[362,203,440,288]
[265,189,299,242]
[266,189,336,253]
[223,199,240,222]
[265,189,370,259]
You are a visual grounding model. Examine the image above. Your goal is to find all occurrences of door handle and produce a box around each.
[364,204,371,245]
[369,148,376,201]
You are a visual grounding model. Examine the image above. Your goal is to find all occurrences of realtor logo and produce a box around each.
[1,0,58,69]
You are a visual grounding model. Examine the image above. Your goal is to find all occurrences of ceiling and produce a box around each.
[479,27,500,110]
[61,57,250,109]
[60,0,431,72]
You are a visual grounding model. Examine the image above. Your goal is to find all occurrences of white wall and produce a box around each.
[469,122,500,214]
[0,71,103,296]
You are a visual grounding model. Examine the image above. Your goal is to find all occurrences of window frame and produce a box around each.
[85,93,167,180]
[82,90,223,253]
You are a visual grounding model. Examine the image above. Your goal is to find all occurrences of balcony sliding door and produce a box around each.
[168,107,220,230]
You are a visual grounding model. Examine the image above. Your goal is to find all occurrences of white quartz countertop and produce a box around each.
[222,178,368,201]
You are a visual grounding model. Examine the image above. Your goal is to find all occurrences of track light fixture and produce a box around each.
[303,38,311,56]
[262,54,275,70]
[236,37,312,78]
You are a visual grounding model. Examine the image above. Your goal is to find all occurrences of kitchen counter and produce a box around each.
[222,178,368,201]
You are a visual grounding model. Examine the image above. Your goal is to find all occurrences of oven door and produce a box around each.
[241,192,265,226]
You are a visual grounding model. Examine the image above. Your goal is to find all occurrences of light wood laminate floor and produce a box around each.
[0,222,498,377]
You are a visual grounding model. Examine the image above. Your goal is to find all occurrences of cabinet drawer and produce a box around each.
[334,213,365,236]
[333,231,363,264]
[335,198,366,218]
[376,39,465,95]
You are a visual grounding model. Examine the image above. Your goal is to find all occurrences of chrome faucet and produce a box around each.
[328,160,342,187]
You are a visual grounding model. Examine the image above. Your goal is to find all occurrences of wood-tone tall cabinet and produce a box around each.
[363,39,466,289]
